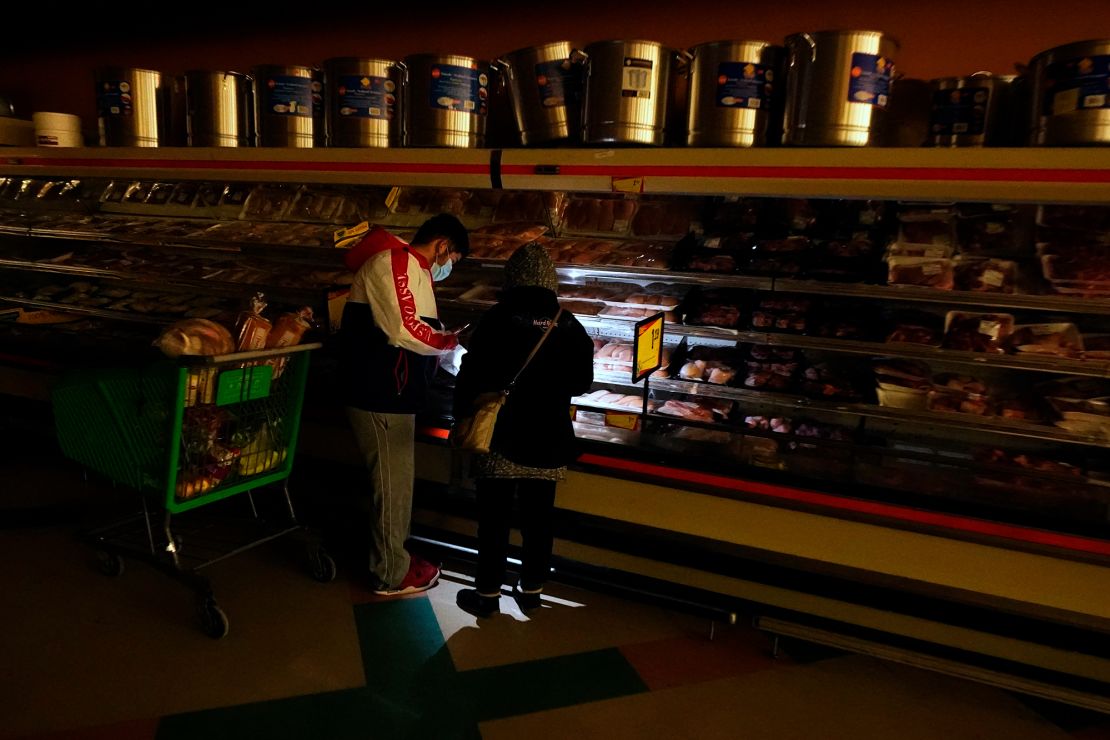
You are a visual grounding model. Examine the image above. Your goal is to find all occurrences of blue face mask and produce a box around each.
[431,255,453,282]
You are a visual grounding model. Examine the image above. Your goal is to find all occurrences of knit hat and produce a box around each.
[503,242,558,293]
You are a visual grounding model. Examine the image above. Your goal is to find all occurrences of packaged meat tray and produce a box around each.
[942,312,1014,354]
[1083,334,1110,359]
[953,257,1018,293]
[493,191,564,223]
[630,198,700,238]
[286,188,346,223]
[887,257,954,290]
[682,251,741,274]
[1040,253,1110,284]
[927,373,994,416]
[799,363,866,402]
[561,196,638,235]
[1007,323,1083,357]
[560,299,606,316]
[241,185,297,221]
[1038,204,1110,233]
[575,389,653,412]
[884,310,944,346]
[956,206,1028,256]
[683,289,747,329]
[897,207,956,246]
[887,242,954,259]
[655,398,734,423]
[750,296,811,334]
[673,345,741,385]
[872,359,931,390]
[745,236,813,277]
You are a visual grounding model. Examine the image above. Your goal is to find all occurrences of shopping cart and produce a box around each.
[52,343,333,638]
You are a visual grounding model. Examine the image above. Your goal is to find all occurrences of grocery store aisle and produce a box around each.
[3,456,1110,739]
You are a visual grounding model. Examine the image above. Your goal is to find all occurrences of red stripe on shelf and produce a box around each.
[500,164,1110,184]
[577,452,1110,557]
[8,157,489,176]
[419,426,451,440]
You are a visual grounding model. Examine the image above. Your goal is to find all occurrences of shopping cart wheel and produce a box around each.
[198,598,229,640]
[309,547,337,583]
[96,551,124,578]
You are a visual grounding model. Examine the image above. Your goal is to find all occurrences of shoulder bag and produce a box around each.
[451,308,563,454]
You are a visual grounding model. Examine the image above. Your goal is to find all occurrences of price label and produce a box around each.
[334,220,369,248]
[632,312,665,383]
[605,411,640,430]
[611,177,643,194]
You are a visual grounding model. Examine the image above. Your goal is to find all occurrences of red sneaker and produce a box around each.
[373,555,441,596]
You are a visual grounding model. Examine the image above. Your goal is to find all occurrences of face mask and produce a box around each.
[431,250,453,282]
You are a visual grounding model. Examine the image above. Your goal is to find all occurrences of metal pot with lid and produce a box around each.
[495,41,586,146]
[582,39,675,146]
[184,70,255,147]
[96,66,182,147]
[782,30,899,146]
[927,72,1017,147]
[685,40,784,147]
[251,64,317,148]
[323,58,405,148]
[1029,38,1110,146]
[403,53,492,148]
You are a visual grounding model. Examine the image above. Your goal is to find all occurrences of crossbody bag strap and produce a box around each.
[506,307,564,394]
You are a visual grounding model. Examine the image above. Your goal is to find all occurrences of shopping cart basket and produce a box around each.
[52,343,333,638]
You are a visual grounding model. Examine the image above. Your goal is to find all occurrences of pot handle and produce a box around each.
[673,48,693,78]
[569,48,588,65]
[393,62,409,146]
[788,32,817,64]
[491,59,510,93]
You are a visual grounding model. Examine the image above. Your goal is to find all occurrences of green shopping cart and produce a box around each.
[52,343,333,638]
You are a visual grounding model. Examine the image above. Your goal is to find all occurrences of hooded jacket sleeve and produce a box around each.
[361,248,458,356]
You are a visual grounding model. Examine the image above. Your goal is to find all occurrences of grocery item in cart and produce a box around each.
[154,318,235,357]
[235,293,272,352]
[266,307,314,349]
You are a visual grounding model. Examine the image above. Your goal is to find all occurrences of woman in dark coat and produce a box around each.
[452,243,595,617]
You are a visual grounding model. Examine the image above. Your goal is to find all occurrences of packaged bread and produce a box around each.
[235,293,272,352]
[266,307,314,349]
[154,318,235,357]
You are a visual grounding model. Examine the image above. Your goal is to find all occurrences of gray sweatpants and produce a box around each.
[346,408,415,589]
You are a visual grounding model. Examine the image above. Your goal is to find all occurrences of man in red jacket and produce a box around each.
[339,214,469,595]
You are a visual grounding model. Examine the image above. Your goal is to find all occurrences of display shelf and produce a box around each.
[580,374,1109,449]
[5,147,1110,203]
[773,278,1110,317]
[0,295,171,325]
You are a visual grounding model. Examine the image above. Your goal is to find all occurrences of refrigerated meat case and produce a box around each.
[2,147,1110,704]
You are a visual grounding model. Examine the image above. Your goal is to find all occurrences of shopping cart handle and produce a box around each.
[178,343,324,366]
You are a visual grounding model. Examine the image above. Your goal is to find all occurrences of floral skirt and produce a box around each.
[470,451,566,482]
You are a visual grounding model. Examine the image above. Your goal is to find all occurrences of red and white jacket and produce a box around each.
[339,226,459,412]
[347,227,457,356]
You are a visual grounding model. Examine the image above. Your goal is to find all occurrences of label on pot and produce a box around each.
[263,76,312,117]
[846,53,894,108]
[97,80,133,116]
[622,57,653,99]
[929,87,990,136]
[1044,55,1110,115]
[535,60,581,108]
[715,62,772,109]
[429,64,489,114]
[337,75,396,119]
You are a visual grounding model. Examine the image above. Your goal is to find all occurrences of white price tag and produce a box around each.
[979,320,1002,340]
[981,269,1005,287]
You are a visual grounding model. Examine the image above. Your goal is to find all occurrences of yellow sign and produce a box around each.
[333,220,369,249]
[605,411,640,430]
[611,176,644,194]
[385,186,402,211]
[633,312,665,382]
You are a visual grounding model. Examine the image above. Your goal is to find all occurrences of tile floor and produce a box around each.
[3,450,1110,739]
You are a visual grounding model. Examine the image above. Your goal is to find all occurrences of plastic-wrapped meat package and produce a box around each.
[466,189,503,218]
[630,199,699,237]
[942,312,1014,354]
[885,311,943,345]
[287,188,344,222]
[389,187,432,214]
[656,398,733,422]
[927,373,993,416]
[1008,323,1083,357]
[953,257,1017,293]
[424,189,471,216]
[956,205,1027,256]
[799,363,865,401]
[684,288,746,329]
[887,257,954,289]
[1038,204,1110,233]
[241,185,297,221]
[562,196,637,234]
[872,359,931,390]
[811,302,874,340]
[685,252,738,273]
[472,222,549,245]
[750,296,811,333]
[897,207,955,246]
